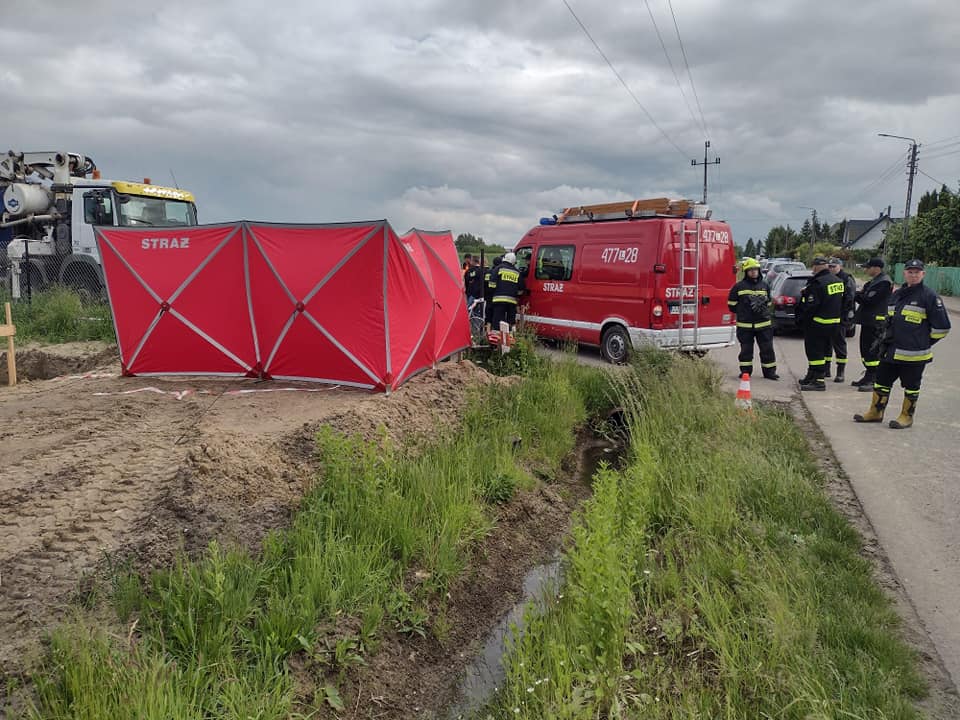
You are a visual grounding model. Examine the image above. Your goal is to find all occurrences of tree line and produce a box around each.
[883,184,960,266]
[454,233,509,262]
[741,182,959,267]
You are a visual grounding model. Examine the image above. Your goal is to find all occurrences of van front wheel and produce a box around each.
[601,325,630,364]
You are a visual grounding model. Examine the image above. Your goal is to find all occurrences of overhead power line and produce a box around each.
[667,0,710,139]
[643,0,704,137]
[917,168,949,187]
[561,0,691,160]
[921,147,960,162]
[925,134,960,149]
[840,150,909,209]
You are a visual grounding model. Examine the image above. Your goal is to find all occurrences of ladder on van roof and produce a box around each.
[677,220,701,350]
[555,197,694,223]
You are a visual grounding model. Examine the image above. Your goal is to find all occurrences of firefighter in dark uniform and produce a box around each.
[727,257,779,380]
[797,256,844,391]
[483,255,502,330]
[464,255,485,314]
[854,259,951,428]
[823,258,857,382]
[490,251,523,330]
[851,257,892,390]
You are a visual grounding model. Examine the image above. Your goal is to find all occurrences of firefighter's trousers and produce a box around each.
[828,324,848,367]
[736,326,776,376]
[874,361,924,398]
[803,325,834,378]
[859,324,882,370]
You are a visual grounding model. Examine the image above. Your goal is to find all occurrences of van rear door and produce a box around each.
[655,220,736,346]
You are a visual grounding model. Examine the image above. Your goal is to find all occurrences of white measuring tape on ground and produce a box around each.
[92,385,343,401]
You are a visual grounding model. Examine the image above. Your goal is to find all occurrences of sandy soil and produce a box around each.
[0,342,500,683]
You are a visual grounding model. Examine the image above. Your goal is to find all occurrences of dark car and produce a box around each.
[764,260,807,286]
[770,270,813,334]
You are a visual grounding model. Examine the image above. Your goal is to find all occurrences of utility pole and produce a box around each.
[800,206,817,260]
[878,133,919,262]
[691,140,720,204]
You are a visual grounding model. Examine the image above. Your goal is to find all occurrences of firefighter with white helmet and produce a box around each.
[727,257,779,380]
[491,251,523,330]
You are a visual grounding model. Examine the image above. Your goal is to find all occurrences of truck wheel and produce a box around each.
[64,265,104,301]
[601,325,630,364]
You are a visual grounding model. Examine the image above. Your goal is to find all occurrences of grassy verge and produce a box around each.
[2,287,114,344]
[20,343,613,719]
[488,351,925,719]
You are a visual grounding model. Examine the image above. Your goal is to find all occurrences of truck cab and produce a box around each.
[2,151,197,299]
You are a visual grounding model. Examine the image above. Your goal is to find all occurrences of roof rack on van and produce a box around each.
[548,197,709,225]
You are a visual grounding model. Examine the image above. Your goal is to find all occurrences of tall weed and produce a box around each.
[488,351,925,719]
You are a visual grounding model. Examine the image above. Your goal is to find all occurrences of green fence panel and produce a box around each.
[893,263,960,295]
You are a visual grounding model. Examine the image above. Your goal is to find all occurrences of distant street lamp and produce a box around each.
[799,206,817,259]
[878,133,919,262]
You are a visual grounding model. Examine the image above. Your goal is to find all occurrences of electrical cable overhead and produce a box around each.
[561,0,691,160]
[921,147,960,162]
[643,0,704,137]
[918,169,949,187]
[924,134,960,149]
[667,0,710,139]
[840,150,908,209]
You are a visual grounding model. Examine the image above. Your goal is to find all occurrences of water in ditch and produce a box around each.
[446,435,625,719]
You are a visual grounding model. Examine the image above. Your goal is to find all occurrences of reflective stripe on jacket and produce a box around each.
[727,276,772,328]
[880,281,951,363]
[855,272,892,327]
[492,262,523,304]
[799,269,843,328]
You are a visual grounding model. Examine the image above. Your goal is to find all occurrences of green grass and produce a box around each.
[2,287,115,344]
[21,352,610,719]
[486,351,925,719]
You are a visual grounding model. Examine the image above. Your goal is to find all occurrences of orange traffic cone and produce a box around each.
[735,373,753,411]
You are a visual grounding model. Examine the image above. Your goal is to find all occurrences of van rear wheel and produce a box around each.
[601,325,630,364]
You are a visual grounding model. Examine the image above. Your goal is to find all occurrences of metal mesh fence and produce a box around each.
[892,263,960,296]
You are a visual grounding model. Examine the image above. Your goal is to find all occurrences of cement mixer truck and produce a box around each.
[0,150,198,299]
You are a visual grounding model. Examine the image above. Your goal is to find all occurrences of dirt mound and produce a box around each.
[0,351,493,679]
[0,341,118,383]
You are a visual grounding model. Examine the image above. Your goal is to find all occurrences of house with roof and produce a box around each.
[842,212,901,251]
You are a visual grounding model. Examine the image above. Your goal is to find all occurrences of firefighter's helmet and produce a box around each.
[741,257,761,272]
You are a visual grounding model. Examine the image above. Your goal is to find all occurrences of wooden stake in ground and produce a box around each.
[1,302,16,386]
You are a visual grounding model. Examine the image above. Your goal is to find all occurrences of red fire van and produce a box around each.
[513,199,737,362]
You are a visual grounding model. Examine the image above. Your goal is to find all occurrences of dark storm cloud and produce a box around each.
[2,1,957,246]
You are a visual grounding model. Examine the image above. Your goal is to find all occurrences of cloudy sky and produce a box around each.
[3,1,959,249]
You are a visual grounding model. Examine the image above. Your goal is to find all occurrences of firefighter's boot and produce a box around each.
[823,361,832,379]
[852,369,875,390]
[833,365,845,383]
[888,395,918,429]
[853,392,888,423]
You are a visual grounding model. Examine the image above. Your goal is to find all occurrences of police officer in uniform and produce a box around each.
[851,257,892,390]
[727,257,779,379]
[797,256,844,391]
[491,252,523,330]
[823,258,857,382]
[854,259,951,428]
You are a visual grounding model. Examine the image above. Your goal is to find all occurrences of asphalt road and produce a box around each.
[712,296,960,689]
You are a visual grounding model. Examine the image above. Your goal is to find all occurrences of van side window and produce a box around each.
[535,245,574,281]
[83,191,114,225]
[514,247,533,274]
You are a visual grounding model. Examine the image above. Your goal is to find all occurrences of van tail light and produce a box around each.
[652,302,664,331]
[774,296,796,306]
[653,263,667,273]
